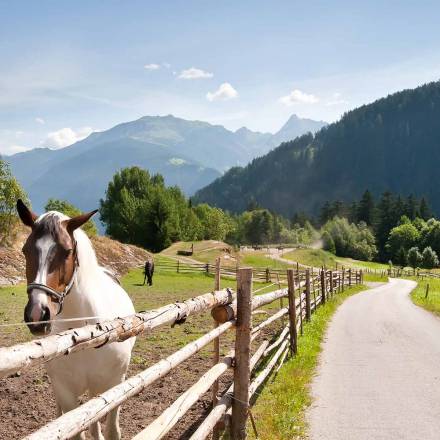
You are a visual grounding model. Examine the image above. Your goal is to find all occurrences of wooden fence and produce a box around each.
[154,258,355,283]
[0,264,363,440]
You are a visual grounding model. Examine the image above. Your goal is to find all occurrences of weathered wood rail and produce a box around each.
[1,261,363,440]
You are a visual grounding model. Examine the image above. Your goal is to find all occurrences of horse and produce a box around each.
[16,199,135,440]
[143,257,154,286]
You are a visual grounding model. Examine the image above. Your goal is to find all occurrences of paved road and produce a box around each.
[308,278,440,440]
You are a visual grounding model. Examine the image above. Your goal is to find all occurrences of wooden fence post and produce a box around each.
[212,259,221,404]
[287,269,298,356]
[177,259,180,273]
[206,263,210,274]
[265,267,270,283]
[348,268,352,287]
[342,268,345,292]
[305,269,311,321]
[320,269,326,305]
[231,268,253,440]
[212,258,221,440]
[330,271,334,297]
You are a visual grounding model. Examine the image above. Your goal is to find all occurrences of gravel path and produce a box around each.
[308,278,440,440]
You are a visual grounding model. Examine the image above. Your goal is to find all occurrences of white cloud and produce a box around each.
[1,144,29,155]
[206,83,238,102]
[179,67,213,80]
[163,63,171,69]
[42,127,93,149]
[144,63,160,71]
[325,92,349,106]
[279,89,319,106]
[35,117,45,124]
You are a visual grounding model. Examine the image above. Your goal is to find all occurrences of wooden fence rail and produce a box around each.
[1,266,363,440]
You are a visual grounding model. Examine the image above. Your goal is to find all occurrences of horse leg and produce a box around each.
[100,374,126,440]
[52,387,85,440]
[89,421,105,440]
[105,406,122,440]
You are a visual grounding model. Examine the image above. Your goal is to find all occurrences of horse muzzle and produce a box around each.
[24,296,52,336]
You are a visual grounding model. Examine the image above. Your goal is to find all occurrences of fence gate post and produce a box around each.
[320,269,326,304]
[287,269,298,355]
[231,268,253,440]
[305,269,311,321]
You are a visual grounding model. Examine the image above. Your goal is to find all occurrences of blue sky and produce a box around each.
[1,0,440,154]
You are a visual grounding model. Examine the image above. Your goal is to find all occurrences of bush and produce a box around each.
[421,246,439,269]
[322,217,377,261]
[322,230,336,254]
[407,247,422,271]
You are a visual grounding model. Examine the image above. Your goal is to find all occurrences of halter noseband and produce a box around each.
[26,242,79,315]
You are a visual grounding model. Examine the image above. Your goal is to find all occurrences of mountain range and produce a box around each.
[194,81,440,217]
[5,114,326,213]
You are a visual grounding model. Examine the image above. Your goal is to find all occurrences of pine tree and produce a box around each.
[419,197,432,220]
[357,190,376,225]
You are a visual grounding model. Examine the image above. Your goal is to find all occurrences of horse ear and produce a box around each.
[16,199,38,228]
[65,209,98,234]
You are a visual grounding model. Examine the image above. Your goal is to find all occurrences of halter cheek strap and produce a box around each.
[26,243,78,315]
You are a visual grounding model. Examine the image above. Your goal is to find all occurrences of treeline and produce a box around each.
[320,190,440,268]
[99,167,317,251]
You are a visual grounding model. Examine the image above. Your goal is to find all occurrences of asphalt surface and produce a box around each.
[308,278,440,440]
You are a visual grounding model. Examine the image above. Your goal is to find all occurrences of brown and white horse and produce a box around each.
[17,200,135,440]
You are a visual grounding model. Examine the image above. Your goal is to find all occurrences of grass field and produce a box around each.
[282,248,389,282]
[409,277,440,317]
[248,284,366,439]
[239,252,291,270]
[160,240,237,265]
[283,248,388,271]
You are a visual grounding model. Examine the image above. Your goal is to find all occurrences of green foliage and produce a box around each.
[101,167,202,251]
[357,190,376,225]
[395,247,407,267]
[421,246,439,269]
[322,230,336,254]
[407,247,422,270]
[0,159,29,244]
[45,198,97,236]
[386,223,420,258]
[322,217,377,261]
[420,219,440,257]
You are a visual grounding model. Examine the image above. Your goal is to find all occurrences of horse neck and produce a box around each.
[60,230,103,318]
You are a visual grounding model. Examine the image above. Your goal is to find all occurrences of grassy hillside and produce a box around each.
[160,240,237,265]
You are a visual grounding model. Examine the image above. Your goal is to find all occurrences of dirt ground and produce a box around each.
[0,327,276,439]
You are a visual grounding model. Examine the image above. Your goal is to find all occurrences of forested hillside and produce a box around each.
[194,81,440,216]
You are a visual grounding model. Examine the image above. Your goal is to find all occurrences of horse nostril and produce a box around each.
[41,306,51,323]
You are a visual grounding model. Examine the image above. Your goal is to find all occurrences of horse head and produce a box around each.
[16,199,97,336]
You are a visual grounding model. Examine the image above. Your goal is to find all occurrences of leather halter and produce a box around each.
[26,242,79,315]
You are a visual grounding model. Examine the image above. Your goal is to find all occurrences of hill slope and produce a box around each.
[194,81,440,216]
[6,114,325,213]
